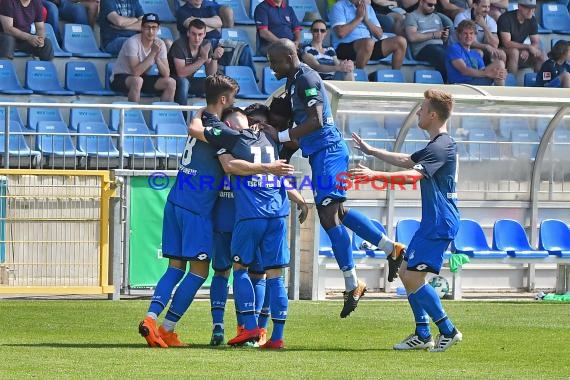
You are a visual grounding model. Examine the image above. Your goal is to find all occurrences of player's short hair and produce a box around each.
[424,89,454,121]
[188,18,206,31]
[456,19,477,34]
[548,40,569,61]
[244,103,270,119]
[269,96,292,119]
[221,106,247,121]
[204,74,239,105]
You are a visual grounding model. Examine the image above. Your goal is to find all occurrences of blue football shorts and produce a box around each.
[231,217,290,270]
[212,231,264,273]
[309,140,349,207]
[162,201,213,261]
[404,233,452,274]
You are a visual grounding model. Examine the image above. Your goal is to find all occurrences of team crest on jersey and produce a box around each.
[305,88,318,97]
[213,128,222,136]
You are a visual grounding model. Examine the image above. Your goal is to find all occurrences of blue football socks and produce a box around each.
[407,288,431,340]
[210,274,229,328]
[326,224,354,272]
[163,271,206,328]
[341,209,382,245]
[233,269,257,330]
[147,266,185,317]
[267,276,288,341]
[414,283,455,336]
[258,285,271,330]
[251,277,266,323]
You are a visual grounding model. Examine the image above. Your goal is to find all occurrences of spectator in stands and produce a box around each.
[98,0,144,55]
[254,0,302,56]
[437,0,470,20]
[454,0,506,65]
[535,40,570,88]
[110,13,176,102]
[497,0,545,74]
[488,0,507,21]
[176,0,258,81]
[405,0,453,81]
[0,0,54,60]
[399,0,419,13]
[169,19,224,107]
[42,0,100,42]
[446,19,506,85]
[301,19,355,81]
[371,0,406,35]
[329,0,407,70]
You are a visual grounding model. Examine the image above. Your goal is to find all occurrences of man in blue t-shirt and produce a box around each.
[446,19,506,85]
[98,0,144,55]
[351,89,462,352]
[266,38,405,319]
[138,74,238,348]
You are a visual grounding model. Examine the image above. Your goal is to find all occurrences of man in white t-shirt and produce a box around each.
[111,13,176,102]
[454,0,505,64]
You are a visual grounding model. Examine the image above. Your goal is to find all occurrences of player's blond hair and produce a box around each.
[424,89,454,121]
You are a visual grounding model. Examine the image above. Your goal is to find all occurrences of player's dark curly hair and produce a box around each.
[244,103,270,119]
[269,96,292,119]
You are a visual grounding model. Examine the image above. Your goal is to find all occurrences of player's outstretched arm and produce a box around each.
[286,187,309,224]
[218,155,295,176]
[352,132,414,169]
[349,163,423,185]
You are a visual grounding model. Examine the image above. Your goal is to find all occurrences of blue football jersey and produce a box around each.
[286,63,342,157]
[213,176,235,233]
[166,112,227,216]
[411,133,460,239]
[204,127,290,221]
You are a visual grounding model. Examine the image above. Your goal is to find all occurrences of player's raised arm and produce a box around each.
[187,108,207,142]
[352,132,415,169]
[217,155,294,176]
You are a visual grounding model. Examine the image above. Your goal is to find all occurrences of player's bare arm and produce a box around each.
[286,188,309,224]
[349,164,423,184]
[217,154,294,177]
[288,104,324,140]
[352,132,415,168]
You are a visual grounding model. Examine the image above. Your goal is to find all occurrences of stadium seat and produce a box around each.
[414,69,444,84]
[62,24,113,58]
[249,0,264,19]
[288,0,323,25]
[43,23,72,57]
[451,219,507,258]
[352,219,389,258]
[36,120,86,158]
[0,120,41,165]
[77,122,122,159]
[538,219,570,257]
[155,122,188,158]
[157,25,174,42]
[139,0,176,22]
[110,101,149,131]
[104,62,119,95]
[400,128,428,154]
[27,99,65,131]
[0,101,26,129]
[541,3,570,34]
[492,219,549,258]
[552,129,570,161]
[25,61,75,96]
[262,67,286,95]
[395,219,420,246]
[353,68,369,82]
[523,72,537,87]
[465,126,501,161]
[318,226,334,257]
[461,115,493,130]
[510,128,539,159]
[403,46,431,66]
[122,123,167,158]
[369,69,405,83]
[216,0,255,24]
[383,115,411,138]
[150,101,186,131]
[224,66,266,99]
[505,73,517,86]
[221,28,254,46]
[499,116,530,139]
[0,60,33,95]
[360,124,391,151]
[69,102,107,131]
[65,61,116,96]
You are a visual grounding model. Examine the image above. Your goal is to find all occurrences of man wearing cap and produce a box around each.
[111,13,176,102]
[497,0,545,74]
[99,0,145,55]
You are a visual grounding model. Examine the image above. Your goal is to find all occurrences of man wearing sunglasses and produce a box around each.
[329,0,407,70]
[405,0,453,81]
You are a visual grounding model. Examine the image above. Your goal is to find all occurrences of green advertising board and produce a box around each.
[129,176,215,287]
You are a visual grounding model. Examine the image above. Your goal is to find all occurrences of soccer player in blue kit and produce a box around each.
[351,89,462,352]
[266,38,405,318]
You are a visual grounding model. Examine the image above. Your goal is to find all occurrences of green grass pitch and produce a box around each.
[0,299,568,379]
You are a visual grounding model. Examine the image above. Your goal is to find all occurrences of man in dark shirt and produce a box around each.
[254,0,302,56]
[98,0,144,55]
[497,0,545,74]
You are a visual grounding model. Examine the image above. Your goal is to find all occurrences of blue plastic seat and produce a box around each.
[155,123,188,158]
[452,219,507,258]
[352,219,388,258]
[139,0,176,22]
[221,28,254,46]
[400,128,428,154]
[403,46,431,66]
[262,67,286,95]
[69,102,107,131]
[414,69,444,84]
[65,61,116,96]
[505,73,518,86]
[369,69,405,83]
[348,116,382,134]
[44,22,72,57]
[224,66,266,99]
[492,219,549,258]
[510,129,539,159]
[0,120,41,163]
[523,72,536,87]
[461,115,493,130]
[62,24,112,58]
[552,129,570,161]
[25,61,75,96]
[36,120,86,158]
[541,3,570,34]
[157,25,174,42]
[360,125,391,151]
[216,0,255,24]
[465,126,501,161]
[0,59,33,95]
[499,116,530,139]
[353,68,369,82]
[538,219,570,257]
[122,123,167,158]
[110,102,149,131]
[150,101,186,131]
[27,99,65,131]
[395,219,420,246]
[288,0,322,25]
[319,226,334,257]
[77,122,122,158]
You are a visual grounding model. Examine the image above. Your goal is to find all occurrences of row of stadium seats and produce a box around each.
[319,218,570,259]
